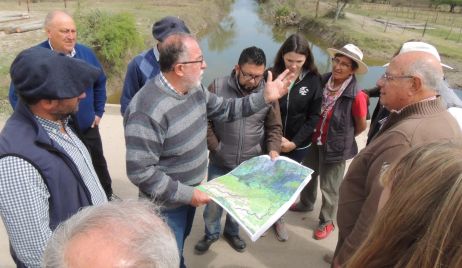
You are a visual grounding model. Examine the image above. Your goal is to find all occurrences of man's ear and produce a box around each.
[173,64,185,77]
[234,64,240,73]
[45,27,52,39]
[38,99,56,111]
[410,75,423,94]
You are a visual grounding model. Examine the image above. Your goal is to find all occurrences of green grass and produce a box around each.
[0,0,233,113]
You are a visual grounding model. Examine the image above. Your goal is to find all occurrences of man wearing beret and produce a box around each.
[8,10,115,200]
[0,47,107,268]
[120,16,190,114]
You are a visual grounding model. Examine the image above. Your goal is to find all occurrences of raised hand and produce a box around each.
[263,69,295,103]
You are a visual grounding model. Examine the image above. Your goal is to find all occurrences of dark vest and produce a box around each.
[209,76,269,169]
[0,102,93,267]
[322,73,360,163]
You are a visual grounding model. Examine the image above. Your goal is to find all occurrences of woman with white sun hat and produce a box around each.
[290,43,369,240]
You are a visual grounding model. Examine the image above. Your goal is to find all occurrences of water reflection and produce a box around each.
[205,16,236,52]
[200,0,384,94]
[109,0,387,111]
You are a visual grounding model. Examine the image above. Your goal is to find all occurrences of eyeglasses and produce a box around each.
[380,73,414,82]
[332,57,352,70]
[177,57,204,65]
[240,69,264,81]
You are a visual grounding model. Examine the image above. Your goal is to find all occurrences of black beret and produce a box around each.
[10,47,101,100]
[152,16,190,42]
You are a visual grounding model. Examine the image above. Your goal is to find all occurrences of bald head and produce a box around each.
[392,51,443,91]
[45,10,77,54]
[378,51,444,111]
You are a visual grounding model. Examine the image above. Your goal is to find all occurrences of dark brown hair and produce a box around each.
[272,33,320,77]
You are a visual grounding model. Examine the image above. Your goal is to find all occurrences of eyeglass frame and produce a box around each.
[177,56,205,66]
[239,68,265,82]
[331,57,352,70]
[380,73,414,82]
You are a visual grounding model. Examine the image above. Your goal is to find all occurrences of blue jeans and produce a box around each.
[162,204,196,268]
[203,163,240,239]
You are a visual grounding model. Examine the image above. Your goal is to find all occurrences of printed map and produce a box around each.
[197,155,313,241]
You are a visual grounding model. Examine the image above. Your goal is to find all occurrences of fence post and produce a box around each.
[26,0,30,12]
[315,0,319,19]
[422,19,428,38]
[384,19,389,33]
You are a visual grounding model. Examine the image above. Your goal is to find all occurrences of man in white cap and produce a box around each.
[366,41,462,142]
[333,50,462,267]
[120,16,190,114]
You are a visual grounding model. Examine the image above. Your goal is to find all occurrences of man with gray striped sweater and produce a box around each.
[124,33,293,268]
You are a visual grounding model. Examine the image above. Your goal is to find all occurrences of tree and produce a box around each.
[334,0,351,21]
[431,0,462,12]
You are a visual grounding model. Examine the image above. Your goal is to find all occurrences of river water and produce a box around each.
[199,0,384,97]
[110,0,385,108]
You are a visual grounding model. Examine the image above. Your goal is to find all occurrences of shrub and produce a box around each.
[275,5,291,17]
[75,10,143,76]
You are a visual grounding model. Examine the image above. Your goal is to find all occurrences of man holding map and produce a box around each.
[194,46,282,254]
[123,33,293,268]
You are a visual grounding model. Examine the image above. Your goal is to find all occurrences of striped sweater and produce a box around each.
[124,74,268,207]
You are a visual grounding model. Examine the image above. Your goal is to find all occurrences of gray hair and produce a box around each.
[42,200,179,268]
[407,57,444,92]
[44,10,72,28]
[158,32,195,72]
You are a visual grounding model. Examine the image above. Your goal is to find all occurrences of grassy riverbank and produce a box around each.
[0,0,233,115]
[258,0,462,88]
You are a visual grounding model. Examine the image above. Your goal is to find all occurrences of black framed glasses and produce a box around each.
[381,73,414,82]
[240,69,264,81]
[177,57,204,65]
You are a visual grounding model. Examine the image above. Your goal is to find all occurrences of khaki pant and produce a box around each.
[299,144,345,223]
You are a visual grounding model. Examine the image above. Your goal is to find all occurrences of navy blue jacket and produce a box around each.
[0,102,93,267]
[120,49,160,114]
[8,41,107,131]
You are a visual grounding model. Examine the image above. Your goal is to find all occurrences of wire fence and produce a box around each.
[354,3,462,42]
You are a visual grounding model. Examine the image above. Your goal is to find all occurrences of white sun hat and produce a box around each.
[327,43,368,74]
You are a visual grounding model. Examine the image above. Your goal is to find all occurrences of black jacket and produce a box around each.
[279,71,322,148]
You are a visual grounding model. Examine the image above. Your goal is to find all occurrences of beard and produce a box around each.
[51,102,79,121]
[184,71,203,91]
[241,83,258,91]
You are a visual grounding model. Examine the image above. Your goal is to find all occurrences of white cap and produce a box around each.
[384,41,453,69]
